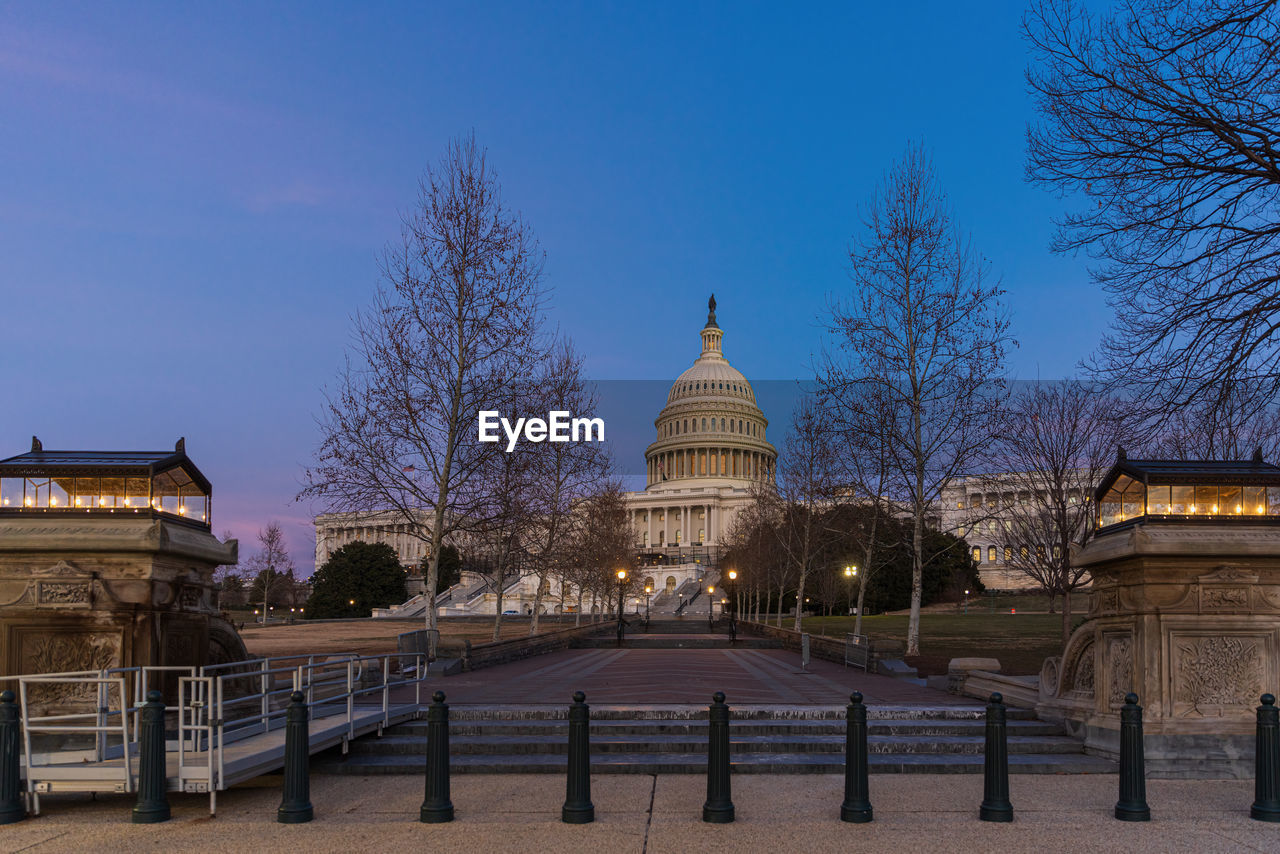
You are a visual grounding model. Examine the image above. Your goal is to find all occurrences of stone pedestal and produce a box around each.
[0,515,247,714]
[1038,523,1280,778]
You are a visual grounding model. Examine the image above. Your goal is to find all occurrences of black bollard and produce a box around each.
[702,691,734,823]
[1114,692,1150,821]
[420,690,454,823]
[979,691,1013,822]
[840,690,873,823]
[277,691,314,824]
[0,690,25,824]
[132,689,171,824]
[1252,693,1280,822]
[562,691,594,823]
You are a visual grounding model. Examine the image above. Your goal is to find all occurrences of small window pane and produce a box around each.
[1171,485,1194,514]
[1245,485,1266,515]
[49,477,71,508]
[1220,485,1242,515]
[1147,484,1170,515]
[1194,485,1217,514]
[75,477,100,509]
[125,478,149,509]
[0,478,22,508]
[100,477,125,508]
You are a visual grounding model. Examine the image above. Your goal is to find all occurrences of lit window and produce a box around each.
[988,546,997,562]
[972,547,981,563]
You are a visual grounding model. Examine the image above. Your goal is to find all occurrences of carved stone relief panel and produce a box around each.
[1170,633,1267,717]
[37,582,90,607]
[19,630,122,707]
[1062,635,1096,698]
[1106,635,1134,709]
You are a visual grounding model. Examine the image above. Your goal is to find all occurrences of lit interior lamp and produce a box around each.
[24,498,32,507]
[99,498,107,506]
[1189,505,1197,513]
[2,499,8,506]
[49,497,57,506]
[74,498,82,506]
[1237,505,1243,514]
[178,506,187,515]
[1260,505,1267,514]
[1212,504,1219,513]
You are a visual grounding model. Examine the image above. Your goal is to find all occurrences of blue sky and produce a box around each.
[0,1,1111,572]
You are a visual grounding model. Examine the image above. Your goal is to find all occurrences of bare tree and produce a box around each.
[524,341,612,634]
[567,482,636,625]
[817,373,901,636]
[826,144,1013,655]
[302,134,546,646]
[1026,0,1280,408]
[244,522,296,614]
[996,383,1129,645]
[772,395,838,632]
[1148,377,1280,462]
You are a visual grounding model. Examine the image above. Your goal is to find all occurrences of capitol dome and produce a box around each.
[644,296,776,490]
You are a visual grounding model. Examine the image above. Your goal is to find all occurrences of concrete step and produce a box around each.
[389,718,1065,738]
[439,704,1039,722]
[575,635,780,649]
[347,733,1086,757]
[323,751,1117,775]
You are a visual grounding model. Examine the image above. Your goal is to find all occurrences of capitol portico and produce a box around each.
[624,296,777,603]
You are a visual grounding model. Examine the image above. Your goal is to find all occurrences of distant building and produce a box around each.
[937,472,1093,590]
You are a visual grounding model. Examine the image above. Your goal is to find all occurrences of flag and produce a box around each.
[403,465,416,473]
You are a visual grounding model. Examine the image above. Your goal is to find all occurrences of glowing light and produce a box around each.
[1260,505,1267,514]
[100,498,107,506]
[1237,505,1243,514]
[74,498,82,507]
[24,498,32,507]
[1212,504,1219,513]
[178,506,187,515]
[1189,505,1197,513]
[49,497,57,506]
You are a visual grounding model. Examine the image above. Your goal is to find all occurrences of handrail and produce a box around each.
[15,650,429,816]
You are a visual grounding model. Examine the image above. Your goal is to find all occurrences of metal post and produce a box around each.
[562,691,594,823]
[1115,692,1151,821]
[702,691,734,823]
[979,692,1013,822]
[132,689,171,824]
[420,691,454,823]
[277,691,313,823]
[840,690,873,823]
[0,691,24,824]
[1252,693,1280,822]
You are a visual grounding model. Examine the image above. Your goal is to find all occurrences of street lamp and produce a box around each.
[964,589,970,616]
[615,568,628,645]
[844,565,858,615]
[706,585,715,629]
[644,582,653,624]
[725,569,738,640]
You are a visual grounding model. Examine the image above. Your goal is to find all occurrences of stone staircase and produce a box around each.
[319,705,1115,776]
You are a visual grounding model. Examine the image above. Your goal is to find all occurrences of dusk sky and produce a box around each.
[0,1,1111,573]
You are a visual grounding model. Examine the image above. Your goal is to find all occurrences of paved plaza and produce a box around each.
[10,773,1275,853]
[439,646,969,707]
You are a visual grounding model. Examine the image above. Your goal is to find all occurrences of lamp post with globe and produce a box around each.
[615,569,629,646]
[725,569,738,641]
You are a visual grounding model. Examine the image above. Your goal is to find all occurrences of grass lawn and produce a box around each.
[796,612,1084,677]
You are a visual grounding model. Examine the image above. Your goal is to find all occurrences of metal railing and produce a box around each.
[15,651,428,815]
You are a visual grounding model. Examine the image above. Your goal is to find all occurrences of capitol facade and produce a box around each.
[625,295,777,601]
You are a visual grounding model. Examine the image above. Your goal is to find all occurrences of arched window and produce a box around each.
[729,421,734,433]
[738,420,743,433]
[972,547,982,563]
[720,418,725,430]
[702,418,707,430]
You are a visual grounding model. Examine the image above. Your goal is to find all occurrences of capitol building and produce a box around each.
[625,295,776,601]
[321,296,776,617]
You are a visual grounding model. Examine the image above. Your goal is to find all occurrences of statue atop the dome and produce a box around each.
[706,293,718,328]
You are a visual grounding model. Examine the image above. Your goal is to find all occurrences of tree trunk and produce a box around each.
[574,588,583,627]
[492,576,505,642]
[907,504,924,655]
[530,571,548,636]
[1061,588,1072,648]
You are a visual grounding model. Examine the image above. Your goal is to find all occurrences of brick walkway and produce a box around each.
[439,647,972,706]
